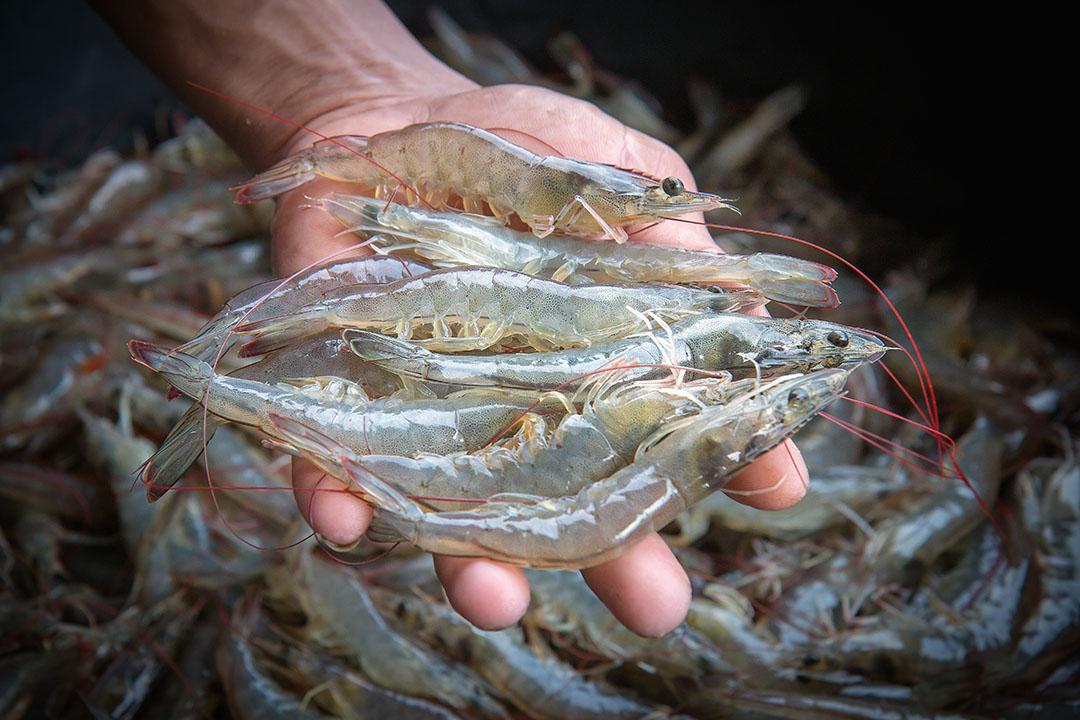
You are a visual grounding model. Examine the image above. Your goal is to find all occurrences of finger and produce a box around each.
[291,457,372,548]
[581,533,691,637]
[722,438,809,511]
[433,554,530,631]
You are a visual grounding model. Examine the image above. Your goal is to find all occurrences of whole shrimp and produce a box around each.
[233,265,761,355]
[231,122,737,243]
[128,340,568,458]
[320,193,840,308]
[268,368,850,569]
[344,312,888,391]
[265,374,757,510]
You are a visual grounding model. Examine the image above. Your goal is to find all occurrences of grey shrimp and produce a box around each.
[321,193,839,307]
[233,265,761,356]
[269,369,850,569]
[345,312,888,391]
[232,121,737,242]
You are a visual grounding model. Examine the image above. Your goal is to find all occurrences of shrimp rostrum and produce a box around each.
[232,122,737,242]
[268,368,851,569]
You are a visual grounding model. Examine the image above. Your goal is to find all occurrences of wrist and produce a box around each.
[92,0,474,170]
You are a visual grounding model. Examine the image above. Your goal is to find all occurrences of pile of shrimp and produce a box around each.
[3,27,1080,720]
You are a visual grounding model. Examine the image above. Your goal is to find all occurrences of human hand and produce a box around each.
[267,81,810,636]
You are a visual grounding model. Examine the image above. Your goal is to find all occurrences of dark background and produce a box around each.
[2,2,1054,303]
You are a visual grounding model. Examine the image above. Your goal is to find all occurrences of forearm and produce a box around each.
[89,0,472,169]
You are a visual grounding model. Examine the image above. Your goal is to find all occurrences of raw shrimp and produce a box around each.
[345,312,888,391]
[267,375,754,509]
[232,122,738,242]
[371,586,663,719]
[128,340,568,459]
[321,193,840,308]
[234,265,761,355]
[289,551,508,716]
[270,368,850,569]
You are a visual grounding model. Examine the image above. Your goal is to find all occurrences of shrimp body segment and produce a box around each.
[273,368,851,569]
[232,122,737,242]
[322,192,841,308]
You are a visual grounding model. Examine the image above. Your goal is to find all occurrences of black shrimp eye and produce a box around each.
[827,330,850,347]
[787,388,809,406]
[661,177,684,196]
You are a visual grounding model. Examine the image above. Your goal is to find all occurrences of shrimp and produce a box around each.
[266,375,756,509]
[233,265,762,356]
[269,368,850,569]
[321,192,840,308]
[371,586,664,719]
[139,329,407,502]
[231,122,738,243]
[128,340,568,459]
[344,312,888,391]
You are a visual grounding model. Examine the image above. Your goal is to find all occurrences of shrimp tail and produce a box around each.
[128,340,213,401]
[266,411,417,543]
[344,330,431,375]
[230,156,317,204]
[139,404,223,502]
[365,516,408,544]
[750,254,838,282]
[266,412,344,466]
[339,453,425,529]
[234,310,330,357]
[753,278,840,309]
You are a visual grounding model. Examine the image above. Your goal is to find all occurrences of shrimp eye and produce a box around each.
[827,330,849,347]
[661,177,684,196]
[787,388,809,407]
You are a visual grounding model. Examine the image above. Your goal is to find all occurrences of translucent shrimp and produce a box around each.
[271,368,850,569]
[344,312,888,391]
[321,193,840,308]
[267,375,757,509]
[231,121,738,242]
[128,340,568,459]
[371,586,663,719]
[233,265,762,356]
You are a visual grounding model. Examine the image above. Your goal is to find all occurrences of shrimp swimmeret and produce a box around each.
[232,121,737,243]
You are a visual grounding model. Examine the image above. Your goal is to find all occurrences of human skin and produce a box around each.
[93,0,809,636]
